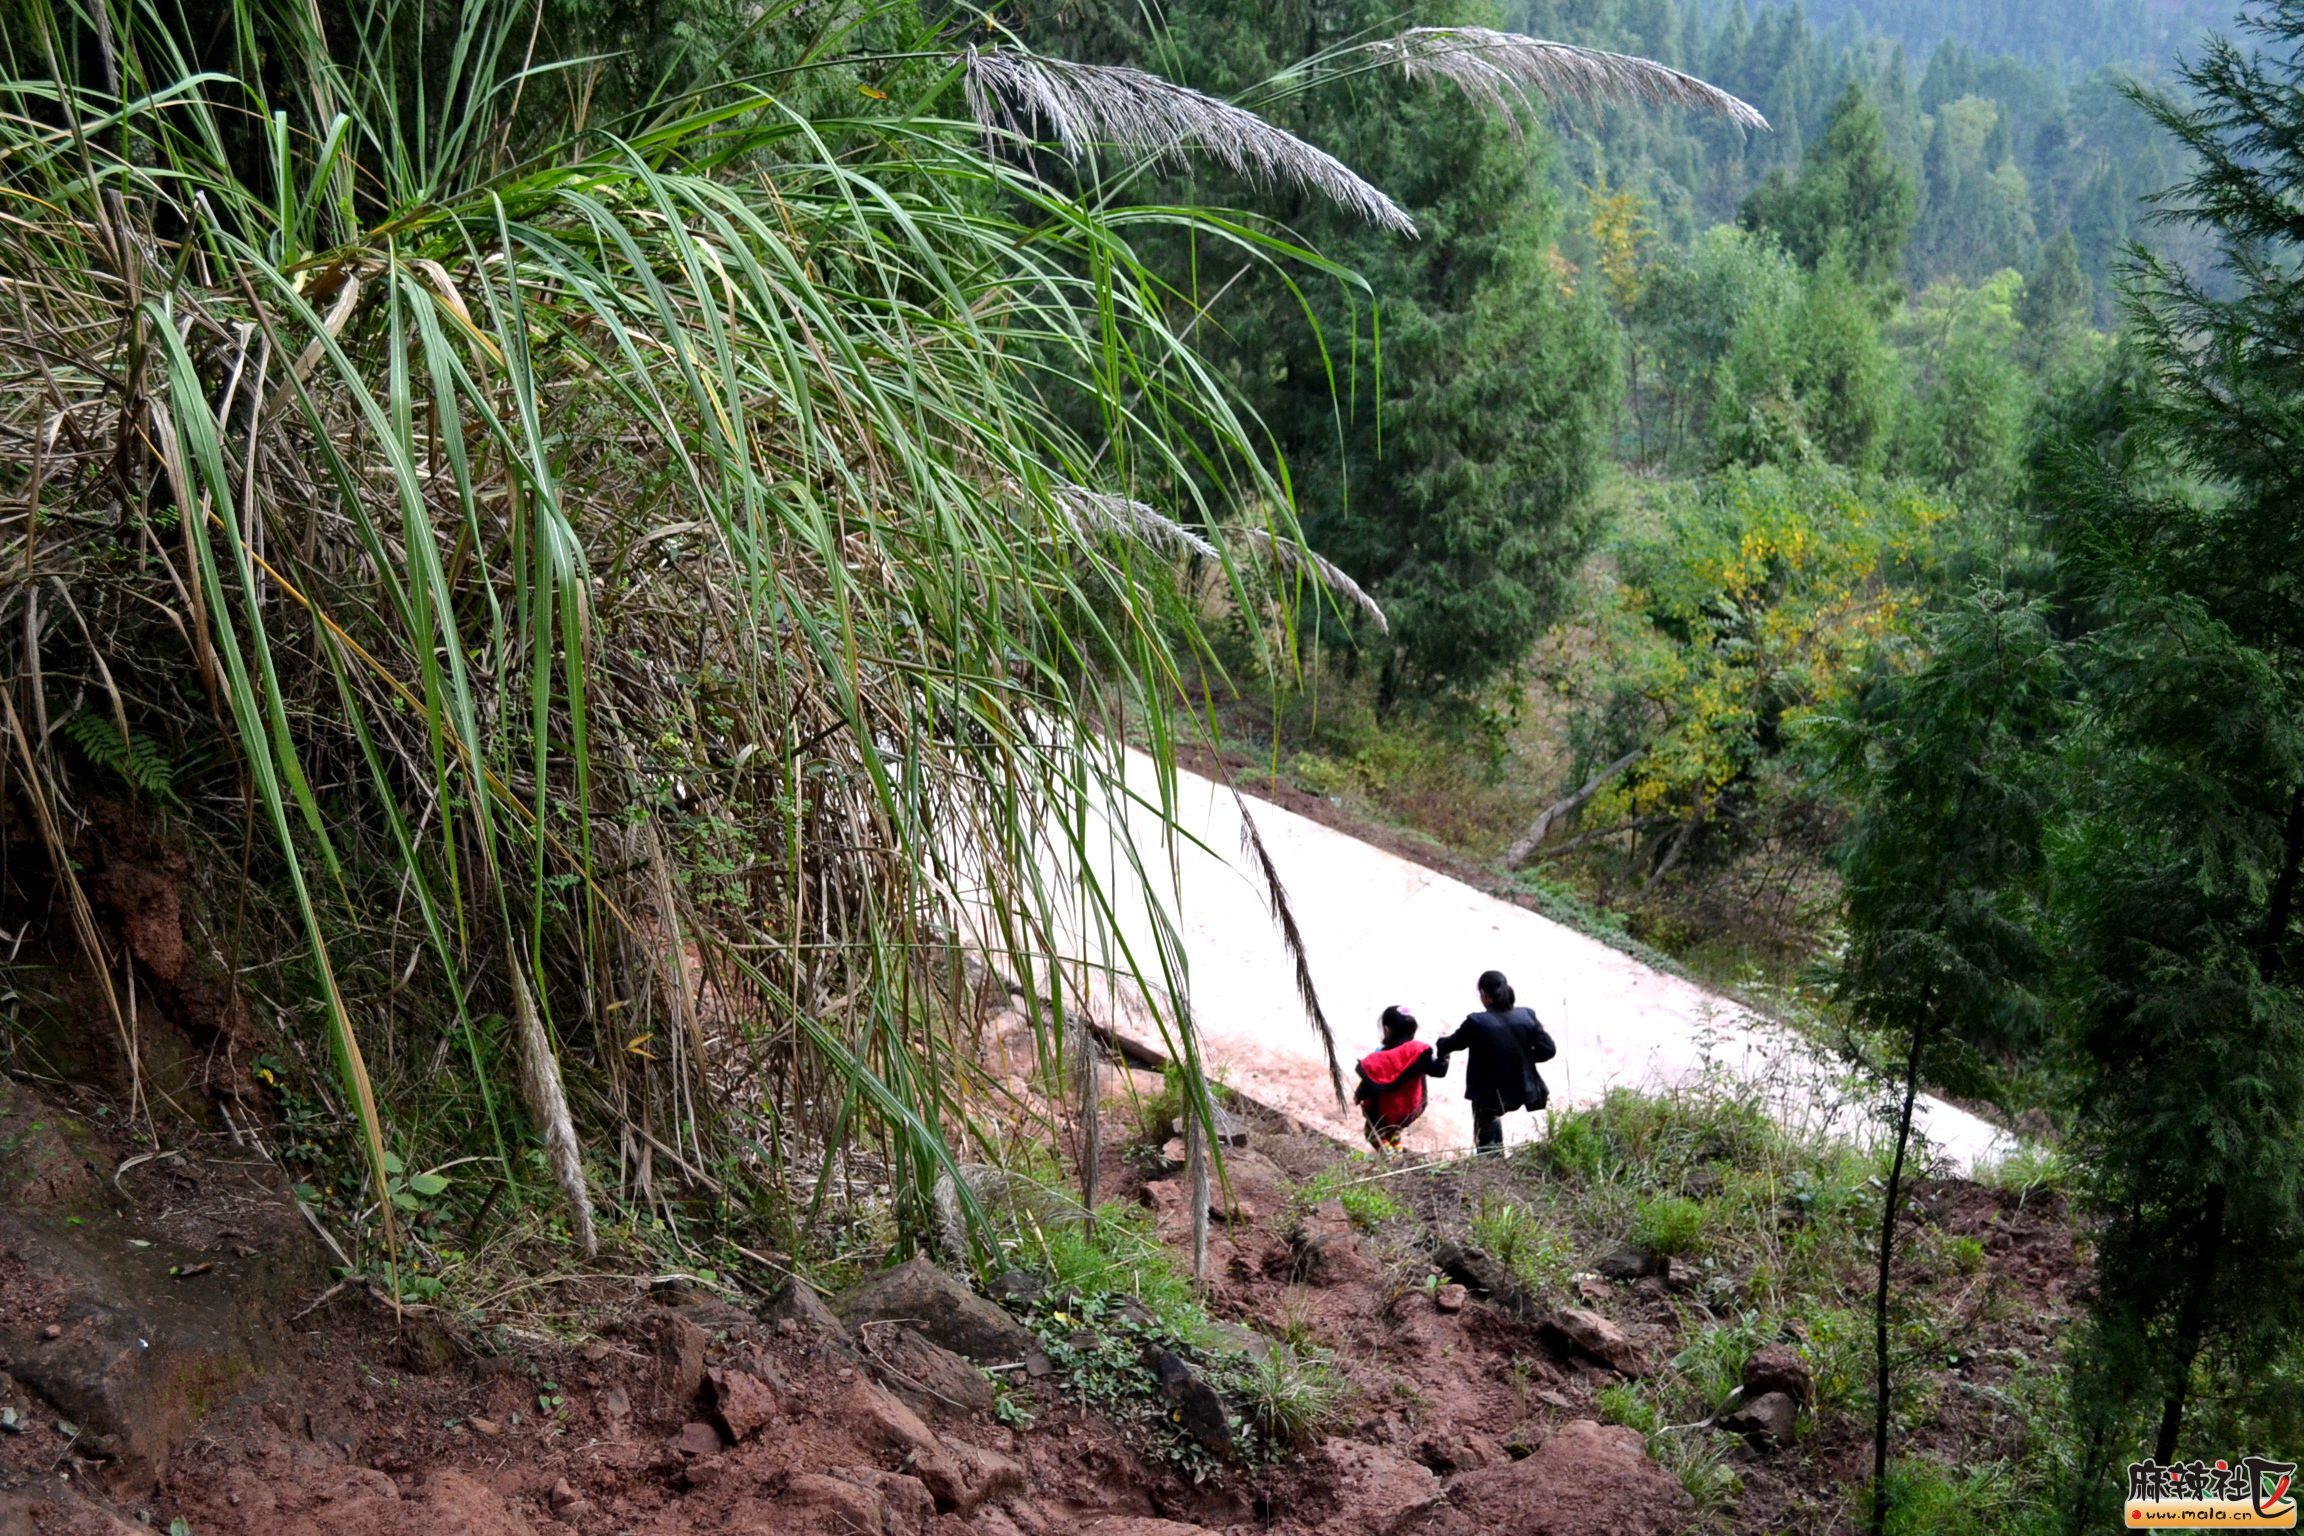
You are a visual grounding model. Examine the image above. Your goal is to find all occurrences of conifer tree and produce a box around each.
[1828,591,2059,1536]
[1740,83,1917,291]
[2043,0,2304,1483]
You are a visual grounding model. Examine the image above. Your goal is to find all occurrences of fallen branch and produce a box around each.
[1505,747,1645,865]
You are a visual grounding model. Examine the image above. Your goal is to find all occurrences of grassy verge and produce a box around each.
[1417,1075,2080,1532]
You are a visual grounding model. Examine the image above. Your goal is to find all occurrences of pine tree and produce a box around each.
[2017,231,2092,374]
[1828,591,2059,1536]
[2043,0,2304,1481]
[1741,83,1918,292]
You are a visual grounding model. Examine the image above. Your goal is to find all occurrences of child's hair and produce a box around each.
[1380,1004,1418,1041]
[1477,969,1515,1009]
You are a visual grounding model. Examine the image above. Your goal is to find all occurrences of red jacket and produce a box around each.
[1356,1039,1438,1129]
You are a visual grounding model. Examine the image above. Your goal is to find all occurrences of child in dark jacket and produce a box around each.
[1354,1005,1447,1151]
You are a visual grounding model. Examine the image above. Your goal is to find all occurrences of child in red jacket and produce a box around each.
[1354,1005,1447,1152]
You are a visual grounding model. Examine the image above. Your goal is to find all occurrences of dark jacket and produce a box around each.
[1436,1007,1557,1118]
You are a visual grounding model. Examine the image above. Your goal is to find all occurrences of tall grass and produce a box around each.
[0,0,1756,1282]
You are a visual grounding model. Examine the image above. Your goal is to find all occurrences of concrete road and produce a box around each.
[1065,751,2010,1171]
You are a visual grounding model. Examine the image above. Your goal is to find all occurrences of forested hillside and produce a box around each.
[1515,0,2216,306]
[1792,0,2231,77]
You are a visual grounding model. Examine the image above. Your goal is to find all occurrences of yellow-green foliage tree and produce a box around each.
[1544,465,1952,878]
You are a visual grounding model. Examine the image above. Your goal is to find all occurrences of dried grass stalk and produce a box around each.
[1235,796,1347,1110]
[510,966,599,1255]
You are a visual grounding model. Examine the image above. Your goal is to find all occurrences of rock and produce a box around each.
[670,1420,724,1456]
[707,1365,780,1442]
[310,1469,540,1536]
[1204,1319,1281,1364]
[1143,1149,1292,1232]
[1170,1106,1248,1147]
[1293,1200,1377,1287]
[598,1386,630,1427]
[675,1299,761,1338]
[644,1312,709,1405]
[1542,1308,1646,1377]
[0,1205,276,1487]
[1447,1419,1695,1535]
[863,1322,997,1416]
[1576,1276,1613,1305]
[769,1472,890,1535]
[830,1465,937,1529]
[0,1490,149,1535]
[547,1477,581,1513]
[1414,1429,1503,1473]
[1146,1349,1231,1460]
[1741,1344,1813,1406]
[762,1279,847,1341]
[0,1079,97,1213]
[837,1258,1042,1367]
[1718,1389,1799,1448]
[1432,1239,1538,1318]
[984,1270,1046,1310]
[1433,1284,1468,1314]
[1594,1244,1666,1281]
[467,1416,502,1437]
[919,1441,1027,1517]
[1319,1439,1443,1536]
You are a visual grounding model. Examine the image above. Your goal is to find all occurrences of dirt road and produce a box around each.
[1073,752,2010,1169]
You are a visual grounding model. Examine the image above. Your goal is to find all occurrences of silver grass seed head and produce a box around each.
[1370,28,1769,136]
[964,48,1420,237]
[1240,527,1389,633]
[1049,483,1221,561]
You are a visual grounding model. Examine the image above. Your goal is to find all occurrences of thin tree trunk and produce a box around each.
[1075,1021,1101,1222]
[1644,809,1702,886]
[1506,747,1645,865]
[2155,1182,2227,1464]
[2258,783,2304,977]
[1871,1006,1931,1536]
[1185,1101,1210,1285]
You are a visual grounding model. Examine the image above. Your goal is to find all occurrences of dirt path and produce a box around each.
[1072,752,2010,1169]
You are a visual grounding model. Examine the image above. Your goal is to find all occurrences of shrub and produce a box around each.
[1296,1165,1405,1228]
[1470,1196,1576,1298]
[1234,1343,1349,1450]
[1633,1195,1712,1258]
[1976,1143,2066,1202]
[1870,1458,2007,1536]
[1596,1381,1657,1434]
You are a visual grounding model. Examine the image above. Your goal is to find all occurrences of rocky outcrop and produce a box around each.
[1317,1439,1443,1536]
[837,1258,1041,1367]
[1293,1200,1378,1287]
[1146,1348,1232,1460]
[1447,1418,1696,1535]
[858,1321,997,1415]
